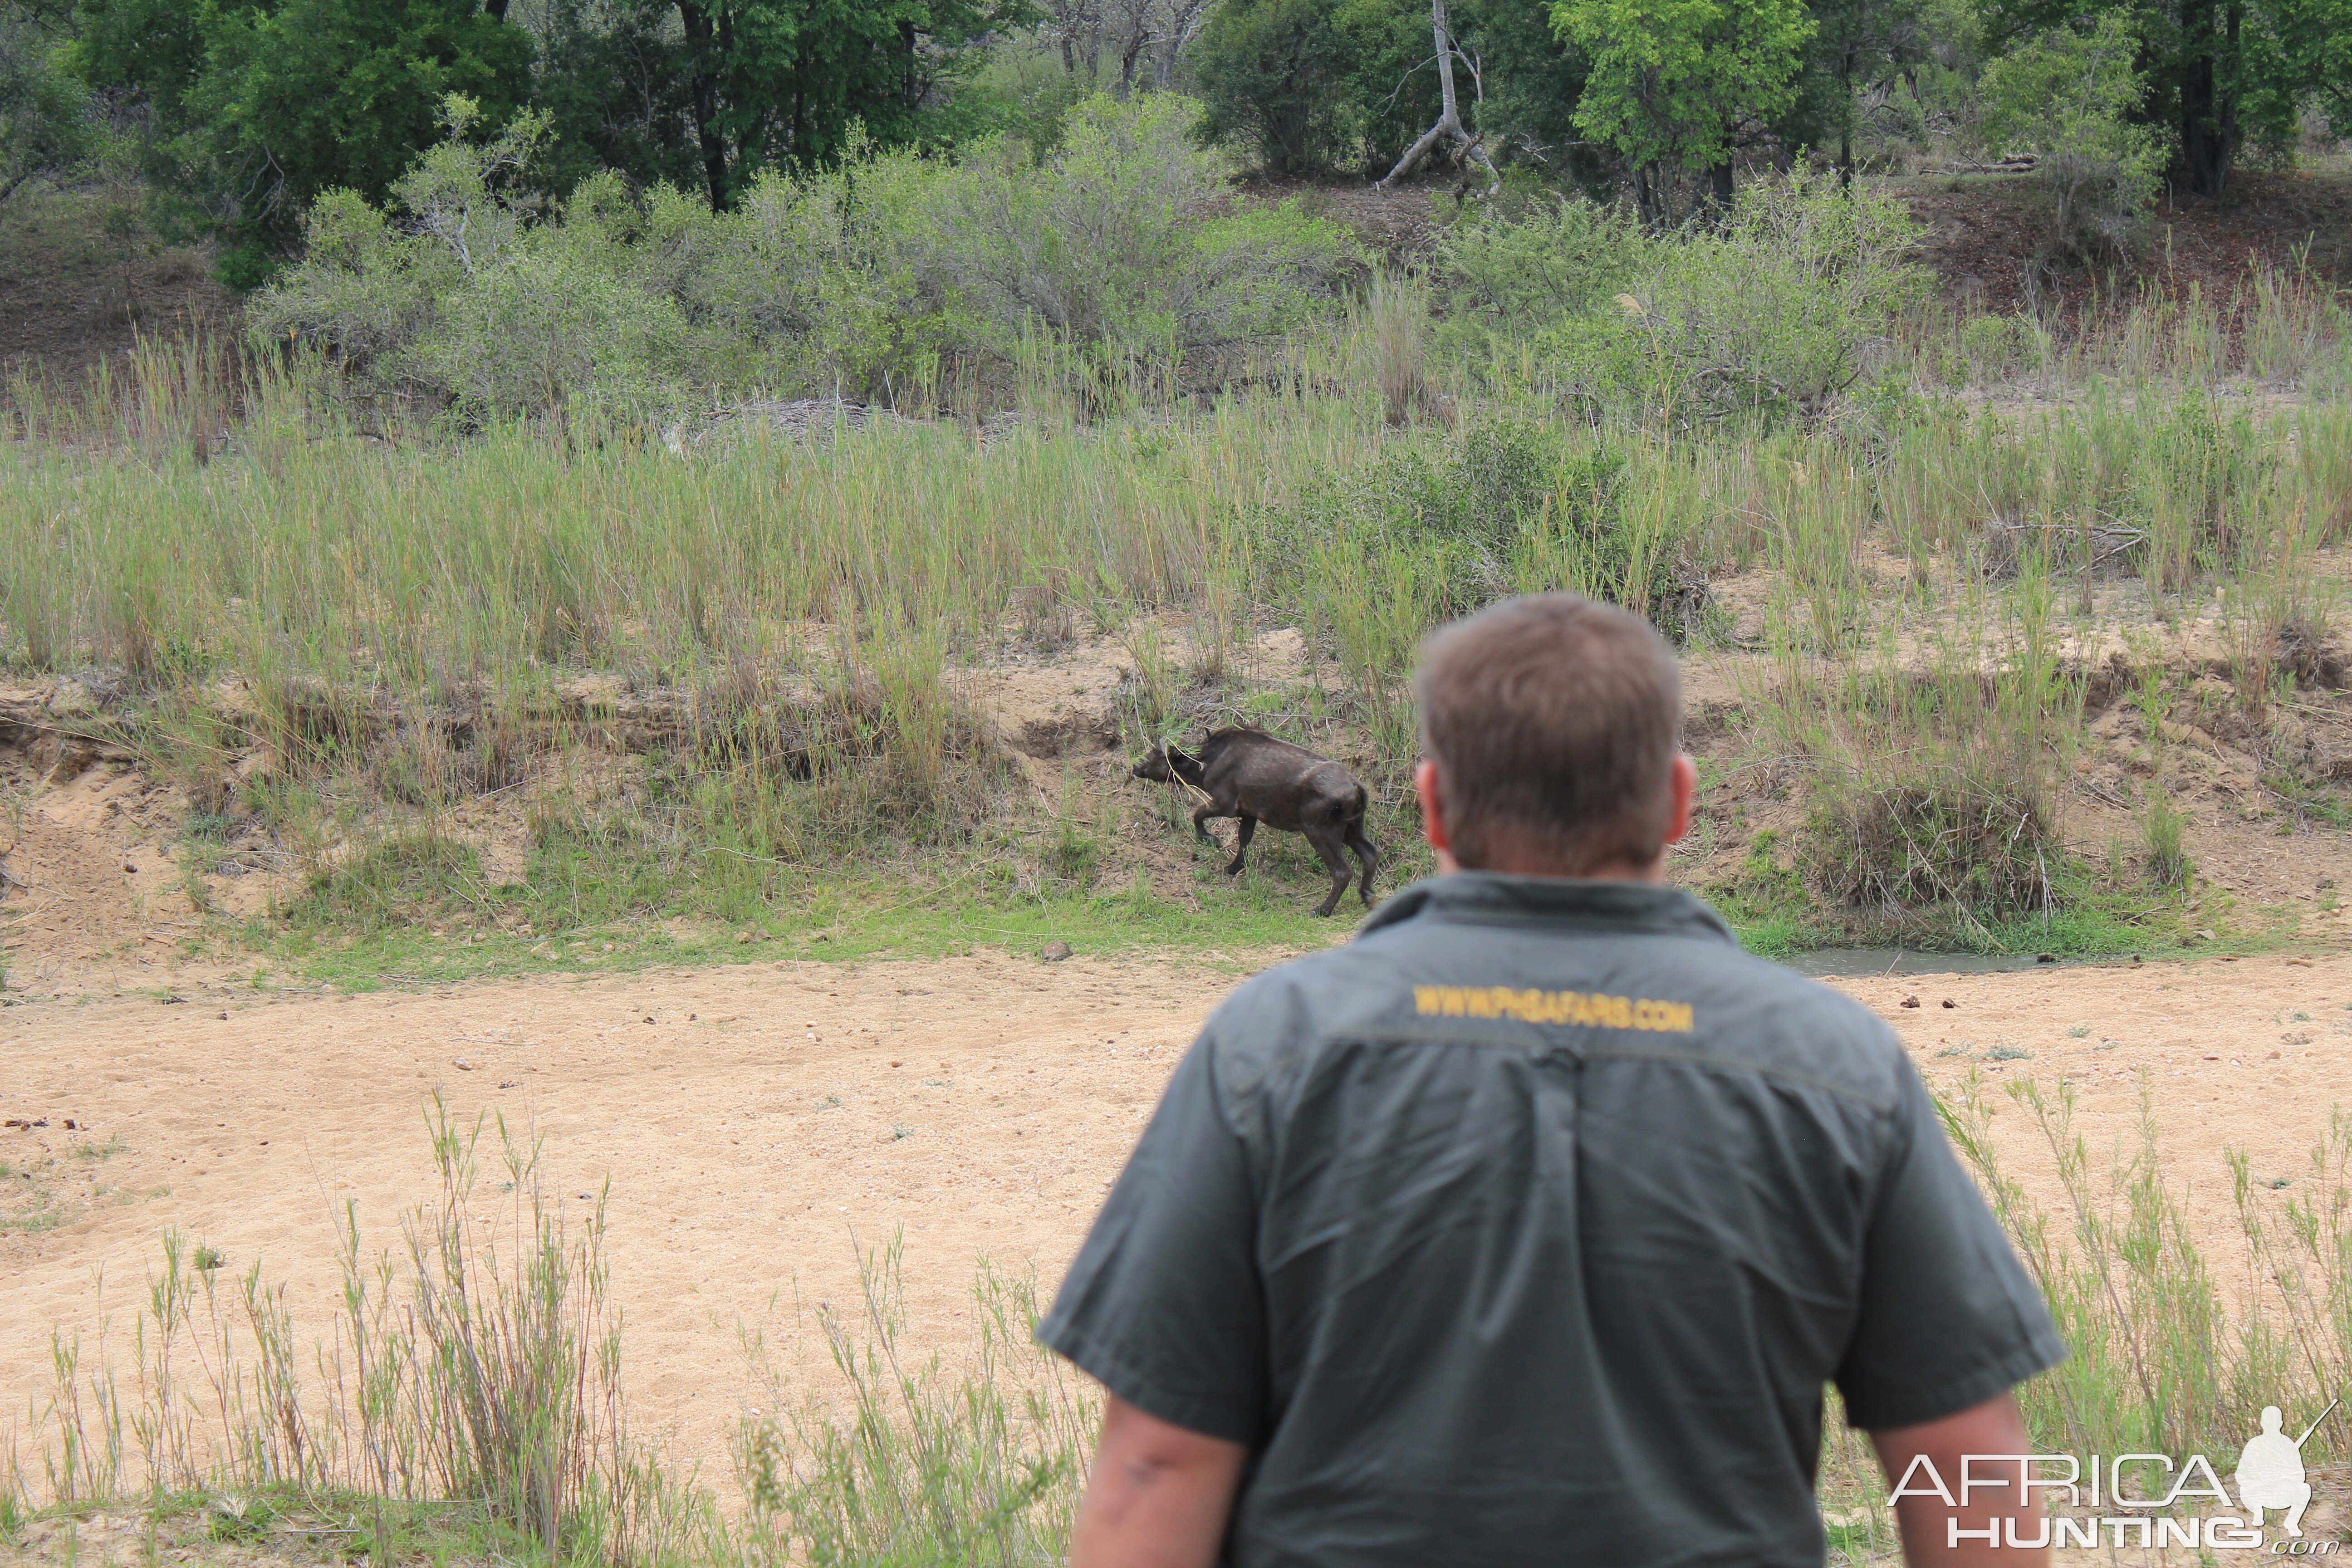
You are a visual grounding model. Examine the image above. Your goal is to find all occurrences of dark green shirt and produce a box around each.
[1039,873,2065,1568]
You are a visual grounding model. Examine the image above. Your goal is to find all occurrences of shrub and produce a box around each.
[250,102,689,420]
[1433,195,1644,359]
[925,93,1352,400]
[1540,170,1929,426]
[1979,13,2164,262]
[1807,769,2063,912]
[252,93,1348,418]
[1255,417,1695,637]
[0,0,93,209]
[2141,788,2189,885]
[1958,314,2043,379]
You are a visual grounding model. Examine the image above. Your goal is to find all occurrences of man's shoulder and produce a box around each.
[1201,901,1908,1114]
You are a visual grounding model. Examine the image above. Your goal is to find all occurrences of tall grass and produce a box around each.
[736,1241,1093,1567]
[5,1101,715,1564]
[1945,1077,2352,1468]
[2,261,2349,946]
[5,1091,2345,1566]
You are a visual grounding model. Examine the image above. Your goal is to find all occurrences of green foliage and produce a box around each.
[2141,787,2189,885]
[1980,12,2163,261]
[1433,193,1643,355]
[288,834,489,930]
[928,93,1350,393]
[251,92,1348,416]
[250,99,690,417]
[654,0,1036,210]
[1256,417,1694,644]
[1779,0,1933,168]
[526,0,701,196]
[1452,0,1613,191]
[1550,0,1815,220]
[1989,0,2352,195]
[738,1243,1093,1568]
[69,0,531,274]
[1538,170,1928,425]
[0,0,93,206]
[1191,0,1437,177]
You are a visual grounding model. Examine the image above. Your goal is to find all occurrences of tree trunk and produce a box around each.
[1632,163,1666,228]
[485,0,509,20]
[1700,160,1733,220]
[2178,0,2238,196]
[1837,46,1854,192]
[1117,28,1143,96]
[677,1,731,212]
[1375,0,1494,192]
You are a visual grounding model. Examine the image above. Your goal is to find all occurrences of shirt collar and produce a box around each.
[1357,871,1740,946]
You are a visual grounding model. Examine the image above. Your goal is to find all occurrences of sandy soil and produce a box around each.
[4,944,2348,1529]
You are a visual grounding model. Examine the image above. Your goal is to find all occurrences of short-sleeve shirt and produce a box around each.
[1039,872,2066,1568]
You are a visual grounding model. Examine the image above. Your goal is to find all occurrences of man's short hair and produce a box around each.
[1414,593,1682,876]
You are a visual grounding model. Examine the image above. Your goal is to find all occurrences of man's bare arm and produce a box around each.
[1871,1392,2044,1567]
[1068,1395,1249,1568]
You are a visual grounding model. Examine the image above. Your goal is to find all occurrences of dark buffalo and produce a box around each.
[1132,728,1380,917]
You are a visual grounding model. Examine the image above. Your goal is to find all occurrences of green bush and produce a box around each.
[1433,194,1644,358]
[1256,417,1692,631]
[1191,0,1438,177]
[926,93,1352,398]
[1436,172,1925,426]
[251,101,690,419]
[1539,170,1929,426]
[0,0,93,208]
[1979,12,2163,262]
[250,92,1349,418]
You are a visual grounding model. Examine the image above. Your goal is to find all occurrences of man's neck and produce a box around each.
[1436,851,1666,884]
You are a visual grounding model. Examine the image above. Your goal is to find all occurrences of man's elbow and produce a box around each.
[1070,1396,1248,1568]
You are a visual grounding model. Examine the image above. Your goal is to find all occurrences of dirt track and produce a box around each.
[2,946,2348,1504]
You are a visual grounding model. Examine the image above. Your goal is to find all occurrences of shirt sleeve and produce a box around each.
[1036,1033,1269,1445]
[1833,1054,2068,1431]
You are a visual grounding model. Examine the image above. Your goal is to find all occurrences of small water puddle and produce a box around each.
[1778,947,2108,980]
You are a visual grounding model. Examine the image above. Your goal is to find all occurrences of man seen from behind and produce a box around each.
[1039,592,2068,1567]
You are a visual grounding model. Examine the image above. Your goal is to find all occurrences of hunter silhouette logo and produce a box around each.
[1885,1396,2343,1551]
[2236,1399,2336,1538]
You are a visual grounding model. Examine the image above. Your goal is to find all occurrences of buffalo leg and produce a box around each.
[1225,815,1257,876]
[1346,822,1382,906]
[1305,825,1352,917]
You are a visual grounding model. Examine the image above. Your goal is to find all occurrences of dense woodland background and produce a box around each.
[2,0,2348,397]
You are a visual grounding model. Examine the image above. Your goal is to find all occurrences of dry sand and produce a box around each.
[4,945,2348,1558]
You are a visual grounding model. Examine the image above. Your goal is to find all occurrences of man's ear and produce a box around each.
[1662,753,1696,848]
[1415,759,1458,873]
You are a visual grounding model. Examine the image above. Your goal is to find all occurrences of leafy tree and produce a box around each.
[1550,0,1817,224]
[528,0,703,196]
[1193,0,1352,173]
[1454,0,1611,193]
[1782,0,1935,182]
[669,0,1034,211]
[0,0,92,206]
[70,0,530,281]
[1983,0,2352,194]
[1192,0,1440,176]
[1980,10,2163,255]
